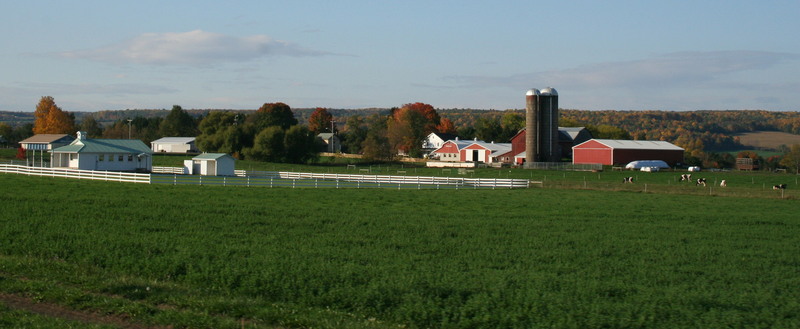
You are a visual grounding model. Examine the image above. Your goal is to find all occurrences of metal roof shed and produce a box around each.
[151,137,198,153]
[188,153,235,176]
[572,139,684,166]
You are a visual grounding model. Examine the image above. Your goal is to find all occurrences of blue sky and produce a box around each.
[1,1,798,112]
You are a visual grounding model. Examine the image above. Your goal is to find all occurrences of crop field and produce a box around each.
[735,131,800,150]
[1,173,799,328]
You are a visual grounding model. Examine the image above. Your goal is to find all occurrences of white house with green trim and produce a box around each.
[184,153,235,176]
[50,132,153,172]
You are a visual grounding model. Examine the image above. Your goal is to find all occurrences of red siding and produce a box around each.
[572,140,613,165]
[434,141,461,161]
[573,140,684,166]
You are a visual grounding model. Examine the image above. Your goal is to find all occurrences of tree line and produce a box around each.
[3,97,800,172]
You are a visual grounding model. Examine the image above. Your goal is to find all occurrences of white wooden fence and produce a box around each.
[152,166,186,174]
[234,170,530,188]
[0,164,150,184]
[1,165,531,189]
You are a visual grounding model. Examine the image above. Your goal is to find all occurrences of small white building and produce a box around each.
[184,153,236,176]
[151,137,198,153]
[316,133,341,153]
[422,132,459,153]
[50,132,152,172]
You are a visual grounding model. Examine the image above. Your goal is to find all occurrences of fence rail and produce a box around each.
[1,165,530,189]
[0,164,150,184]
[152,166,186,174]
[233,170,530,189]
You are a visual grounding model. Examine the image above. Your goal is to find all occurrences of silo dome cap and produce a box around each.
[540,87,558,96]
[526,89,541,96]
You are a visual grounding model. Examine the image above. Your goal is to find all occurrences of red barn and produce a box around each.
[572,139,684,166]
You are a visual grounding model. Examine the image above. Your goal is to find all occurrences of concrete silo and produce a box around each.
[524,87,560,165]
[539,87,559,162]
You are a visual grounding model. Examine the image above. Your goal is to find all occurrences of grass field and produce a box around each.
[1,174,799,328]
[736,131,800,150]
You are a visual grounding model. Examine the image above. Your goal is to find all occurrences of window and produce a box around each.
[98,155,104,161]
[128,155,133,161]
[118,155,124,161]
[109,154,115,162]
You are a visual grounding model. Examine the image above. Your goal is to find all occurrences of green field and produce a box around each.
[1,174,799,328]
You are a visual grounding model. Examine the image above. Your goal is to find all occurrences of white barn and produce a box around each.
[151,137,198,153]
[50,132,152,172]
[185,153,236,176]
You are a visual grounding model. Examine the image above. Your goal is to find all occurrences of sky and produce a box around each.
[1,1,799,112]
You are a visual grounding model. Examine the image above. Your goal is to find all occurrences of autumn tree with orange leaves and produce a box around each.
[308,107,334,134]
[387,102,443,157]
[33,96,75,134]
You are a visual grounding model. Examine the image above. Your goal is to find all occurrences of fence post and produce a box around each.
[293,179,296,189]
[200,176,203,186]
[173,174,177,185]
[247,176,250,187]
[271,177,273,188]
[224,176,227,186]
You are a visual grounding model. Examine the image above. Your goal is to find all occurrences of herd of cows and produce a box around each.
[621,173,788,190]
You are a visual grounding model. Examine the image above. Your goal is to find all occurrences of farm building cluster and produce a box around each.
[16,87,688,176]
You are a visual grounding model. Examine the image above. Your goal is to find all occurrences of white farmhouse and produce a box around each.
[184,153,236,176]
[50,132,152,172]
[316,133,341,153]
[151,137,199,153]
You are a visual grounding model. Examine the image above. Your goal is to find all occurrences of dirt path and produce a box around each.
[0,293,171,329]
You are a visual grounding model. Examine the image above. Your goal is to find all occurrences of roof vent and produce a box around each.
[76,131,87,140]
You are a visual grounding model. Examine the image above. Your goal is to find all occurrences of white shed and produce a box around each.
[151,137,198,153]
[186,153,236,176]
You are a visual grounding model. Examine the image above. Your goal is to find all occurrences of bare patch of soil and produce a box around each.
[0,293,171,329]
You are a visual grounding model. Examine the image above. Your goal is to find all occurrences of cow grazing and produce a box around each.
[680,174,692,182]
[696,178,707,186]
[623,177,634,183]
[720,180,727,187]
[773,184,787,190]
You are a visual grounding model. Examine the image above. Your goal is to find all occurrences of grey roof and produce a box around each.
[588,139,684,151]
[20,134,74,144]
[193,153,233,161]
[53,138,152,154]
[317,133,337,140]
[151,137,196,144]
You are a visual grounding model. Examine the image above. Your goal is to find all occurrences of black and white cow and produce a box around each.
[623,176,634,183]
[696,178,707,186]
[773,184,787,190]
[680,174,692,182]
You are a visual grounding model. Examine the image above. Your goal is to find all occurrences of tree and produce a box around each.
[361,114,392,161]
[245,126,285,162]
[159,105,197,137]
[80,115,104,138]
[0,123,11,141]
[249,102,297,131]
[436,118,456,134]
[387,107,428,157]
[342,115,367,154]
[196,111,247,155]
[500,112,525,141]
[779,144,800,174]
[33,96,75,134]
[307,107,334,134]
[284,125,318,163]
[15,146,26,160]
[474,117,503,142]
[586,124,631,140]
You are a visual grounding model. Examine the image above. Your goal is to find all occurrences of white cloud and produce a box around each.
[60,30,329,66]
